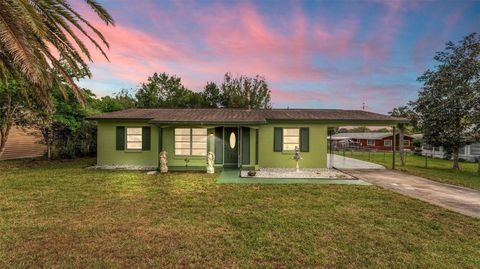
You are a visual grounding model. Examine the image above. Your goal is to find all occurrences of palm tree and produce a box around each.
[0,0,114,108]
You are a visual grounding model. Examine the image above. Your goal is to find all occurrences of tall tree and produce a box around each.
[27,61,95,159]
[220,73,271,109]
[0,0,114,108]
[410,33,480,170]
[29,86,96,159]
[203,82,222,108]
[136,72,196,108]
[94,89,136,112]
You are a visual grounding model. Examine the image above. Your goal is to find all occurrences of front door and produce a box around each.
[224,127,239,166]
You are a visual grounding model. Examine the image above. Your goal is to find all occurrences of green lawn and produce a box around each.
[1,158,480,268]
[333,150,480,191]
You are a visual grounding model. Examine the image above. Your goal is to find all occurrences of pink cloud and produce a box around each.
[71,0,471,114]
[75,1,362,88]
[360,0,404,63]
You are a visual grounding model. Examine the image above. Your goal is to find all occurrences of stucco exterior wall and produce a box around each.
[257,123,328,168]
[97,121,159,167]
[97,121,328,169]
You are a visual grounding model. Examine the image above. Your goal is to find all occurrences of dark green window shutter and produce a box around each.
[242,127,250,164]
[142,127,151,151]
[214,127,223,164]
[158,127,163,152]
[116,126,125,150]
[255,129,259,165]
[273,128,283,152]
[300,128,309,152]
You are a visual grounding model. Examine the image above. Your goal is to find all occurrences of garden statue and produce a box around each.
[159,151,168,173]
[207,151,215,174]
[293,146,302,172]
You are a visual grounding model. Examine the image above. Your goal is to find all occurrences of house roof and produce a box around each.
[331,132,414,140]
[89,108,408,125]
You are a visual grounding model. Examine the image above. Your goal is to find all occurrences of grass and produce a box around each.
[1,158,480,268]
[334,150,480,191]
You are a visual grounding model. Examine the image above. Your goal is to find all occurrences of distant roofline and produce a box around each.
[332,132,415,139]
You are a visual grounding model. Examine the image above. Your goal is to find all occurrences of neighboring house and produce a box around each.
[0,126,46,161]
[329,132,415,151]
[415,134,480,162]
[88,108,406,170]
[421,144,480,162]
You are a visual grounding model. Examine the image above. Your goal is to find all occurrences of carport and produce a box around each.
[327,115,409,169]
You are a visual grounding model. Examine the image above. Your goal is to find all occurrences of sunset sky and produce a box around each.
[77,0,479,113]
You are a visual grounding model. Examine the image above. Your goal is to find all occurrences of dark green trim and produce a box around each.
[255,129,259,165]
[273,127,283,152]
[241,127,250,164]
[116,126,125,151]
[214,127,223,164]
[300,127,309,152]
[158,127,163,152]
[142,127,151,151]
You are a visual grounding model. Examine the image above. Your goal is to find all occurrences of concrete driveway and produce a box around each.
[328,154,385,169]
[345,169,480,219]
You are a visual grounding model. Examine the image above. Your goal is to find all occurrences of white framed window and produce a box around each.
[283,128,299,151]
[384,139,392,147]
[175,128,207,156]
[126,128,142,150]
[403,140,410,146]
[367,139,375,146]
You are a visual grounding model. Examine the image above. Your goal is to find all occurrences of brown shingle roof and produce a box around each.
[89,108,408,124]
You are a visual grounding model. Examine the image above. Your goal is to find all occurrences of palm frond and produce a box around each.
[0,0,114,107]
[85,0,114,26]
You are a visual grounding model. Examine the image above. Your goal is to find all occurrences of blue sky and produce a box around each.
[77,0,480,113]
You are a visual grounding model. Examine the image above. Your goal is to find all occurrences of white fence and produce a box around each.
[421,143,480,162]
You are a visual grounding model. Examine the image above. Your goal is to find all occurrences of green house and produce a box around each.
[89,108,406,171]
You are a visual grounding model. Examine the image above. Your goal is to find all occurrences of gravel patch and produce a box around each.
[240,168,354,179]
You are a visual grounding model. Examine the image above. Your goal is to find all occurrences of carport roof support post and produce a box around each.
[392,126,396,170]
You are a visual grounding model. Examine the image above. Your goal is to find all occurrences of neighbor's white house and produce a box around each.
[421,143,480,161]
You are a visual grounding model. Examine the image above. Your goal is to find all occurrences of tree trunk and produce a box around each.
[47,141,52,160]
[452,147,460,170]
[0,134,7,158]
[0,123,13,159]
[399,125,405,166]
[0,92,17,160]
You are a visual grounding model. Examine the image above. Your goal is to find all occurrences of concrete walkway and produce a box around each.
[328,154,385,169]
[346,169,480,219]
